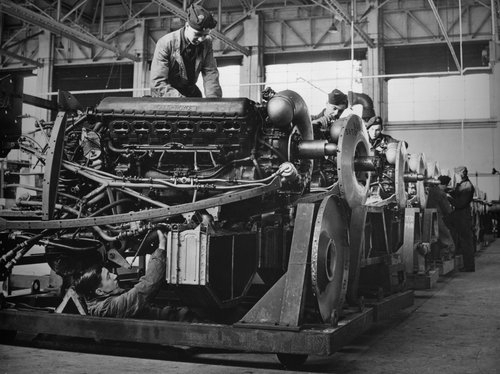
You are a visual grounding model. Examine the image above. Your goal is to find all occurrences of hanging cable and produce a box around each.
[350,0,355,94]
[459,0,465,164]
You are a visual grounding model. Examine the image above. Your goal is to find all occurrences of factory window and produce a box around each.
[52,64,134,109]
[265,60,363,116]
[387,73,490,122]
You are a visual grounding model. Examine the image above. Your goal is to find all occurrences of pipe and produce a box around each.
[1,230,52,270]
[493,0,499,43]
[88,199,133,217]
[404,173,425,182]
[16,235,98,252]
[353,156,379,172]
[92,225,119,242]
[16,201,81,216]
[107,140,221,154]
[83,183,108,201]
[266,90,314,175]
[119,187,170,208]
[86,191,107,206]
[348,91,375,121]
[5,184,80,201]
[267,90,314,141]
[297,140,338,158]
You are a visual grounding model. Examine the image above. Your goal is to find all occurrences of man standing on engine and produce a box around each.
[150,4,222,98]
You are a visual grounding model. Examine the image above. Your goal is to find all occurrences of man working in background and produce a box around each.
[311,88,350,129]
[150,4,222,98]
[426,175,455,260]
[449,166,476,272]
[366,116,398,155]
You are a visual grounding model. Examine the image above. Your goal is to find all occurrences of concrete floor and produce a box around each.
[2,240,500,373]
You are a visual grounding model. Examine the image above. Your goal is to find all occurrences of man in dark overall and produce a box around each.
[366,116,398,154]
[426,175,455,260]
[74,230,194,320]
[150,4,222,98]
[449,166,476,272]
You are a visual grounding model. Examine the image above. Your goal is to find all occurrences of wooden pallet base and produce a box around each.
[437,258,456,276]
[0,290,414,357]
[407,269,439,290]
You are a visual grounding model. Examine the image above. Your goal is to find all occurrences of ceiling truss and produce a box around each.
[0,0,497,68]
[0,0,140,62]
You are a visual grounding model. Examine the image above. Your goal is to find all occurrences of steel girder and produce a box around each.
[0,1,495,67]
[310,0,375,48]
[0,47,43,67]
[427,0,462,71]
[0,0,140,62]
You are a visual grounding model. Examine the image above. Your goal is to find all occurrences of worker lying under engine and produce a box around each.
[73,230,198,321]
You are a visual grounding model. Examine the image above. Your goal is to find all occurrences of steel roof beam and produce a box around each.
[0,47,44,67]
[0,0,140,62]
[238,0,251,12]
[60,0,90,22]
[151,0,250,56]
[3,30,44,49]
[427,0,461,72]
[310,0,375,48]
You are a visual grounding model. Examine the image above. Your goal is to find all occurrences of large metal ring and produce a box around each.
[408,152,426,175]
[416,153,428,208]
[311,195,350,323]
[426,161,440,178]
[394,141,408,209]
[336,115,372,208]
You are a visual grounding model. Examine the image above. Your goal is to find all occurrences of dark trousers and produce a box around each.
[450,207,475,270]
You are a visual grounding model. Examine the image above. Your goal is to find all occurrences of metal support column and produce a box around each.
[133,19,148,97]
[240,12,264,101]
[35,31,53,122]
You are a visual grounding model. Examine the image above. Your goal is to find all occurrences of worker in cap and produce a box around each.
[366,115,383,131]
[328,89,348,107]
[438,175,452,186]
[448,165,476,271]
[365,115,400,156]
[426,175,455,260]
[454,166,468,174]
[151,4,222,98]
[311,88,352,132]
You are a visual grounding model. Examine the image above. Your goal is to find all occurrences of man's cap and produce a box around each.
[328,89,348,106]
[454,166,468,174]
[187,4,217,31]
[438,175,451,186]
[366,115,383,129]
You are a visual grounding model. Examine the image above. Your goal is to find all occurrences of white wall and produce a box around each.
[386,68,500,200]
[266,60,363,115]
[386,125,499,200]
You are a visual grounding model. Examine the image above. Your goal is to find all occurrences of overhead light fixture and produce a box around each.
[328,20,338,33]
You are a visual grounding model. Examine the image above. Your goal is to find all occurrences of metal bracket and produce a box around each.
[107,249,131,269]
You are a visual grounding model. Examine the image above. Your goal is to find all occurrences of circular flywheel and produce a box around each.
[416,153,428,208]
[311,195,350,323]
[394,141,408,210]
[336,115,372,208]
